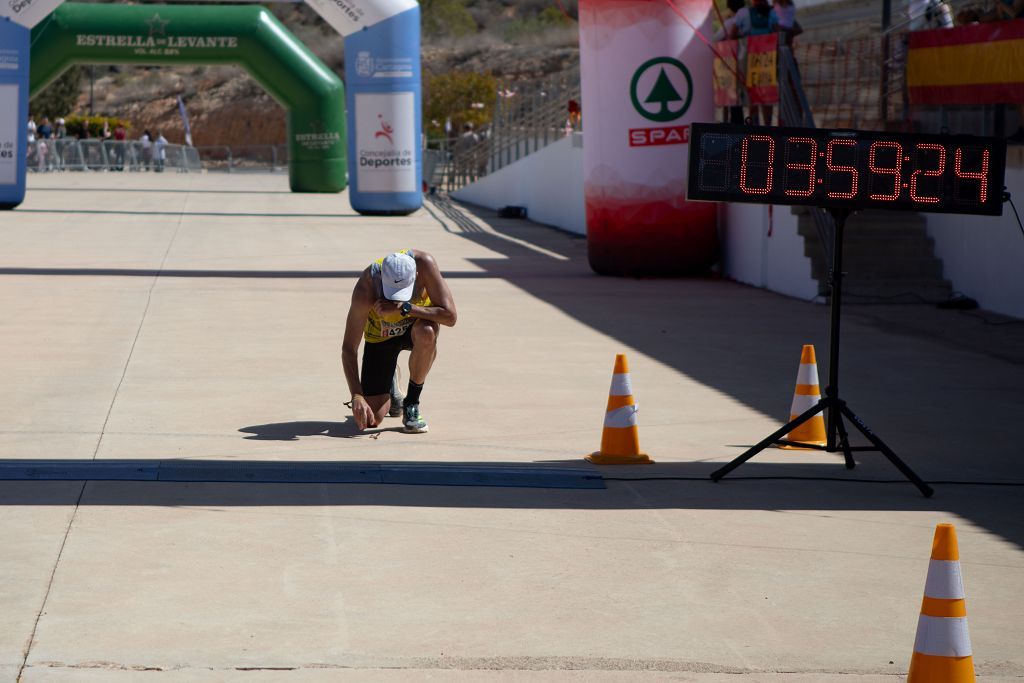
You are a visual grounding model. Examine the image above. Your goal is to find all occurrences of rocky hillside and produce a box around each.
[69,1,580,148]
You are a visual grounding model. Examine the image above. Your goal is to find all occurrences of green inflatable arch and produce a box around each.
[30,3,346,193]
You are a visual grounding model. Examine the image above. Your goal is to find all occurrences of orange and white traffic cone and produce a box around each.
[907,523,975,682]
[586,354,653,465]
[778,344,827,449]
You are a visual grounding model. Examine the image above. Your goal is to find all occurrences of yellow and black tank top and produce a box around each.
[364,249,432,344]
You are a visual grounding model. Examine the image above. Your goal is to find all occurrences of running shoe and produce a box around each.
[402,403,429,433]
[389,368,405,417]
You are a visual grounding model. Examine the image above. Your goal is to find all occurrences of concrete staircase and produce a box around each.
[796,208,954,302]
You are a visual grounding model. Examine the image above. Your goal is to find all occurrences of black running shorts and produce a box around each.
[360,331,414,396]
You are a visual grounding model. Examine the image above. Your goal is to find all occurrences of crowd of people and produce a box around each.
[712,0,1024,129]
[713,0,802,126]
[951,0,1024,25]
[26,114,169,172]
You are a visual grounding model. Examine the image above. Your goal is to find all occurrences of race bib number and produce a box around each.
[379,319,412,338]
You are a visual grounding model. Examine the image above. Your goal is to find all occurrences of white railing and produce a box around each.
[442,67,581,192]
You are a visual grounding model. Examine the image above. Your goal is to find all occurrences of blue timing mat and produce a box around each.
[0,460,606,489]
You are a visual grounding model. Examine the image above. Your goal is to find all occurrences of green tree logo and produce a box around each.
[630,57,693,123]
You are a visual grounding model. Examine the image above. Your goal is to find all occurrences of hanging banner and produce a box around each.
[579,0,718,275]
[713,38,739,107]
[907,21,1024,105]
[745,33,778,105]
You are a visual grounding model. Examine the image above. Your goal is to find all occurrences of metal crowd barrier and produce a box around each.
[26,138,204,173]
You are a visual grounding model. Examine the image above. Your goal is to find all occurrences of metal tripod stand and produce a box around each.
[710,208,934,498]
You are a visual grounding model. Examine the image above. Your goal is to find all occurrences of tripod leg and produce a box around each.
[711,401,826,481]
[833,409,856,470]
[839,404,934,497]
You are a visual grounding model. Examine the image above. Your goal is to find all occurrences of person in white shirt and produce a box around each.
[154,132,168,172]
[908,0,953,30]
[140,130,152,171]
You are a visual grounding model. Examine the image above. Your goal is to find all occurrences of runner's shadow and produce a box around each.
[239,418,404,440]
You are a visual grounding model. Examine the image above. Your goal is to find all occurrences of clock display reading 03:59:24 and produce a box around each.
[686,123,1007,216]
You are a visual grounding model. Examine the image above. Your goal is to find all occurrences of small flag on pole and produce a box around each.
[177,95,193,147]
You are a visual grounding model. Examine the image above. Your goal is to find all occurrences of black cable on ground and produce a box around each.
[603,476,1024,486]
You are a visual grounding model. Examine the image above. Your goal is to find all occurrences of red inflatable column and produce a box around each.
[579,0,718,276]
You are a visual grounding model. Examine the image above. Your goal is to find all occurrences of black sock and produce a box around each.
[405,380,423,406]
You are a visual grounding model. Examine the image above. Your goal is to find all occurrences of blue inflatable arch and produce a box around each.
[1,0,421,215]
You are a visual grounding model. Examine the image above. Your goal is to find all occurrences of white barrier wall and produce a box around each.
[452,134,586,235]
[720,202,819,301]
[925,164,1024,319]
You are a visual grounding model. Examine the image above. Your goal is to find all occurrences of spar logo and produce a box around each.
[374,114,393,145]
[630,57,693,122]
[628,57,693,146]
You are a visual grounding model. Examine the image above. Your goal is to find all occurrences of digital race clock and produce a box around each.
[687,123,1007,216]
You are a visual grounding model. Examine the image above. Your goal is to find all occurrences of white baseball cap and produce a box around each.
[381,252,417,302]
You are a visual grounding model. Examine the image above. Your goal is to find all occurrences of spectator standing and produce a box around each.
[140,129,152,171]
[26,115,36,168]
[113,123,127,171]
[909,0,953,28]
[454,123,479,183]
[713,0,747,124]
[37,116,52,140]
[36,117,52,172]
[154,131,168,172]
[732,0,778,38]
[101,120,113,170]
[567,98,582,130]
[773,0,804,44]
[53,118,67,170]
[733,0,779,126]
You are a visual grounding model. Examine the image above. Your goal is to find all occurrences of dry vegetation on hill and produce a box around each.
[36,0,580,147]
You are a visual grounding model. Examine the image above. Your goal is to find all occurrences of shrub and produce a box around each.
[424,71,497,140]
[63,114,132,139]
[421,0,477,39]
[502,7,572,43]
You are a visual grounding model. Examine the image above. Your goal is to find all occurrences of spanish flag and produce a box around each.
[907,20,1024,105]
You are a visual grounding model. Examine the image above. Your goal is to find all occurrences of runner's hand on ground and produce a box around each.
[351,395,375,430]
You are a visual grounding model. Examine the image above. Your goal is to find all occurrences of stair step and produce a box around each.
[797,220,930,240]
[802,241,937,260]
[796,208,954,303]
[828,280,954,302]
[811,262,945,280]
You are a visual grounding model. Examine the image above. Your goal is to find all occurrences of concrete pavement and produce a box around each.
[1,172,1022,681]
